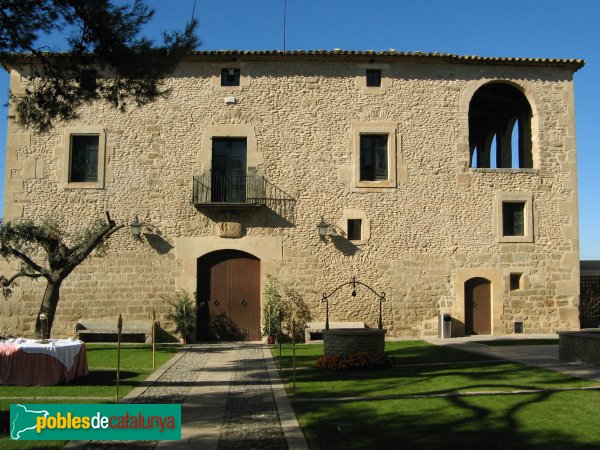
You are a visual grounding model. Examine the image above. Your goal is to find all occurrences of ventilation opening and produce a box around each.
[514,321,524,334]
[510,273,523,291]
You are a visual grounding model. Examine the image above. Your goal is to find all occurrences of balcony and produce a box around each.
[192,173,294,214]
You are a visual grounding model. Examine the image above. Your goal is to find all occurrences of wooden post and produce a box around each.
[152,309,156,371]
[292,319,296,402]
[116,314,122,402]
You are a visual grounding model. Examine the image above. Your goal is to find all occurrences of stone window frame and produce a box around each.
[210,63,250,91]
[505,268,530,292]
[198,124,263,174]
[352,122,398,192]
[58,126,106,189]
[338,209,371,245]
[355,63,392,94]
[495,192,534,243]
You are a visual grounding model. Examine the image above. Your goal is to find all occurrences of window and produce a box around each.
[502,202,525,236]
[366,69,381,87]
[510,273,523,291]
[469,82,533,169]
[340,209,370,244]
[221,68,240,87]
[70,135,99,182]
[59,127,106,189]
[495,192,533,243]
[360,134,388,181]
[347,219,362,241]
[352,122,398,191]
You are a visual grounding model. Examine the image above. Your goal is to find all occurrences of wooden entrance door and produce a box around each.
[465,277,491,335]
[197,250,261,340]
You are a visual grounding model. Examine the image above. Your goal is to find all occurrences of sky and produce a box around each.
[0,0,598,258]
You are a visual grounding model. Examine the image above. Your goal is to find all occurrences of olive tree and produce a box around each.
[0,212,123,337]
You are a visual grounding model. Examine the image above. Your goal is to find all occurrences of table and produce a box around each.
[0,338,89,386]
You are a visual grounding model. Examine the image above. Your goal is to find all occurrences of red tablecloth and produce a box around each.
[0,340,88,386]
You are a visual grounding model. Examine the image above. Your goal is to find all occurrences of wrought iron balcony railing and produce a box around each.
[192,173,295,215]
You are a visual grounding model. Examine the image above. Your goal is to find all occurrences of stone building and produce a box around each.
[1,50,584,340]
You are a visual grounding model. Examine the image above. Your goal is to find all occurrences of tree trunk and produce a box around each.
[35,278,63,338]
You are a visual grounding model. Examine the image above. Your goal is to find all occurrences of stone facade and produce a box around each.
[1,51,584,339]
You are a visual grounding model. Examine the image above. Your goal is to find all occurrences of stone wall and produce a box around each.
[559,331,600,365]
[1,54,581,338]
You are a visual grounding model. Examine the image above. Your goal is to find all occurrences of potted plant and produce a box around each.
[170,290,197,344]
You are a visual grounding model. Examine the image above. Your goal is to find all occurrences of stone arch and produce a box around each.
[196,249,261,340]
[464,277,492,335]
[453,268,503,336]
[457,79,540,170]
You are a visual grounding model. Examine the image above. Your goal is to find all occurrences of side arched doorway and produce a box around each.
[197,250,261,341]
[465,277,492,335]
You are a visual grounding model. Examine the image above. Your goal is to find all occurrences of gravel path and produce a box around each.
[80,345,210,450]
[76,343,287,450]
[218,346,287,450]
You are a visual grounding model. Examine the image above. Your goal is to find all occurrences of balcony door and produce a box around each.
[211,138,247,202]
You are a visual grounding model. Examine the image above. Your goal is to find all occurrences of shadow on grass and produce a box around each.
[296,389,600,450]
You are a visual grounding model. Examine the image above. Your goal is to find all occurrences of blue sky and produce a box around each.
[1,0,598,257]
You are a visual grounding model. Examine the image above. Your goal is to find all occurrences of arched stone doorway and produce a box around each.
[465,277,492,335]
[197,250,261,341]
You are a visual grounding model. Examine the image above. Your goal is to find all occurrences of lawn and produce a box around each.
[274,341,600,449]
[1,343,180,450]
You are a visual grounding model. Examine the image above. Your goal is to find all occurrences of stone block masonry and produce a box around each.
[1,51,582,339]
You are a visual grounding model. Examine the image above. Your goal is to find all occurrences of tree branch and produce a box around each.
[0,244,50,277]
[0,271,45,287]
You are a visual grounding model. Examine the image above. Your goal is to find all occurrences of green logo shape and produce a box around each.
[10,404,181,441]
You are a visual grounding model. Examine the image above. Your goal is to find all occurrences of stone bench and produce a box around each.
[74,320,153,343]
[304,321,365,342]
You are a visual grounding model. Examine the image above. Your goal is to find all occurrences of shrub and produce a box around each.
[316,351,393,370]
[169,290,197,341]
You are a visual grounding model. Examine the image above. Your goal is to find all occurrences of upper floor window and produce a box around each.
[366,69,381,87]
[469,83,533,169]
[502,202,525,236]
[70,135,99,182]
[495,192,533,243]
[221,68,240,87]
[360,134,388,181]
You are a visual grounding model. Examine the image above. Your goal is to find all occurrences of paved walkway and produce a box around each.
[425,334,600,382]
[65,343,308,450]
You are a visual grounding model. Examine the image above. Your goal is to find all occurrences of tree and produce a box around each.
[1,0,198,132]
[0,212,123,337]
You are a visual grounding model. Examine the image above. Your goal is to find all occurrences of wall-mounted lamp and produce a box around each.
[130,215,142,240]
[317,218,329,241]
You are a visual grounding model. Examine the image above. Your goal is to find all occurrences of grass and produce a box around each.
[274,341,600,449]
[475,339,559,346]
[1,343,180,450]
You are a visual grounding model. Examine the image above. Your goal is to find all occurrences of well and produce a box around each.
[559,330,600,365]
[322,328,386,358]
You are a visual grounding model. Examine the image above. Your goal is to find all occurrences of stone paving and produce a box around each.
[217,346,286,450]
[68,343,295,450]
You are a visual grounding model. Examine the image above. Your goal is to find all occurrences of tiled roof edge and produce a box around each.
[184,49,584,71]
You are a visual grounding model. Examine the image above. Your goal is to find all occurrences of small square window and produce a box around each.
[70,135,99,182]
[502,202,525,236]
[510,273,523,291]
[366,69,381,87]
[347,219,362,241]
[221,68,240,86]
[360,134,388,181]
